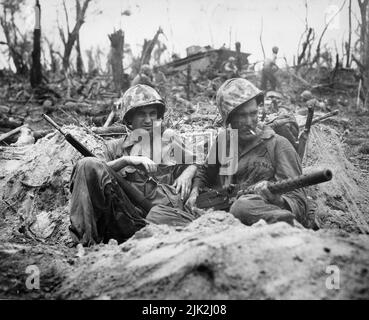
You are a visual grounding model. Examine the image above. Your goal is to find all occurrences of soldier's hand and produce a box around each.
[184,188,199,212]
[126,156,157,173]
[173,174,191,201]
[252,180,285,208]
[173,165,197,201]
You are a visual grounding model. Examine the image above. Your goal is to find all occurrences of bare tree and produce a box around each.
[352,0,369,108]
[108,29,124,93]
[45,38,60,73]
[140,27,163,67]
[76,32,83,76]
[0,0,31,75]
[30,0,42,87]
[312,0,347,65]
[297,28,314,67]
[58,0,92,71]
[346,0,352,67]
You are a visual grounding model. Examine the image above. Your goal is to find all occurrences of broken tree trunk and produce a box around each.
[140,27,163,66]
[61,0,91,71]
[346,0,352,68]
[76,33,84,77]
[108,29,124,94]
[0,3,29,75]
[356,0,369,108]
[297,28,313,66]
[30,0,42,88]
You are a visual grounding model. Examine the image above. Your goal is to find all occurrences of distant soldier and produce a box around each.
[223,56,239,79]
[131,64,154,87]
[261,46,279,91]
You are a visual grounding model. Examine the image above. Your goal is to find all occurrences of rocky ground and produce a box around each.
[1,70,369,300]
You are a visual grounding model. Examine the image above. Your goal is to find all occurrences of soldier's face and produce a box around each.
[131,106,158,132]
[228,99,258,141]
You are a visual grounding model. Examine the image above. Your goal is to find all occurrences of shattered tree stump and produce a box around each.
[108,30,125,94]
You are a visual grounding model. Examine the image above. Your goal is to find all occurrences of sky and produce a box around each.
[0,0,359,70]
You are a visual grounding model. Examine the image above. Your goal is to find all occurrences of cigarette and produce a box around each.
[249,130,256,135]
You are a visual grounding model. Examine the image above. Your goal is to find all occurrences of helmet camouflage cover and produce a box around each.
[216,78,264,125]
[121,84,165,124]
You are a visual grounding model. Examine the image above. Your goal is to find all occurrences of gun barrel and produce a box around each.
[299,110,339,129]
[304,106,315,133]
[42,114,66,135]
[267,169,333,194]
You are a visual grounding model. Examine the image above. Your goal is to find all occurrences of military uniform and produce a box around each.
[193,78,307,226]
[223,57,239,79]
[193,126,307,225]
[69,85,196,246]
[261,48,279,91]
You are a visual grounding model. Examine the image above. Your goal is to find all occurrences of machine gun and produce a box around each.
[195,169,333,211]
[42,114,154,213]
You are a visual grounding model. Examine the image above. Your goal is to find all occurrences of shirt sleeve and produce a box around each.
[104,137,127,162]
[273,135,308,219]
[192,139,220,189]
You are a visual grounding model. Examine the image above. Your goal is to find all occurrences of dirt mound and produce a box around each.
[55,212,369,299]
[303,125,369,233]
[0,126,106,245]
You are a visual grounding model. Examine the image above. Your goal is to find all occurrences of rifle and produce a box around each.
[42,114,153,213]
[195,169,332,211]
[297,105,315,160]
[298,109,339,129]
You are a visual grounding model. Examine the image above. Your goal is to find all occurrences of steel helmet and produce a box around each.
[272,46,279,54]
[121,84,165,124]
[228,56,236,62]
[216,78,264,125]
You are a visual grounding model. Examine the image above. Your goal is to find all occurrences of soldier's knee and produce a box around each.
[229,197,253,222]
[77,157,102,171]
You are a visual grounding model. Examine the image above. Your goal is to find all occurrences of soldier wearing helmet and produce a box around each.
[223,56,239,79]
[69,84,198,246]
[186,78,307,227]
[261,46,279,91]
[131,64,154,87]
